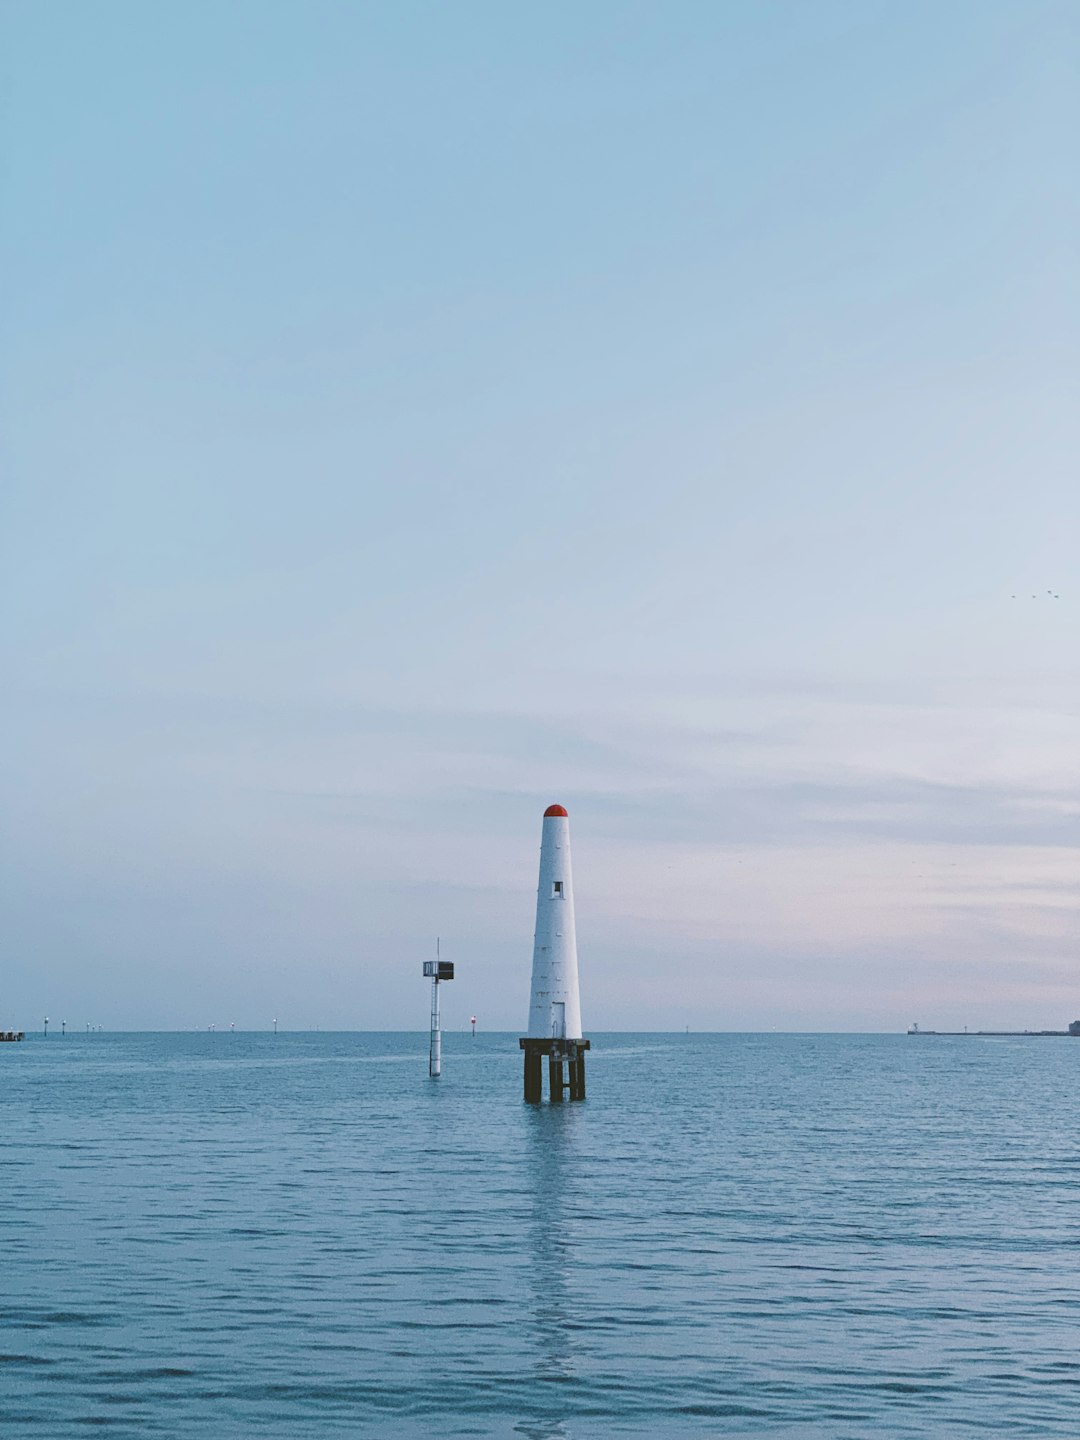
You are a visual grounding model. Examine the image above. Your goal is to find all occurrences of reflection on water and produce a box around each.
[515,1105,584,1440]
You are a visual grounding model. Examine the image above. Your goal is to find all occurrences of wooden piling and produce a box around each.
[519,1037,590,1102]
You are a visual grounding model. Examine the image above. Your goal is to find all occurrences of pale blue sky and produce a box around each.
[2,1,1077,1030]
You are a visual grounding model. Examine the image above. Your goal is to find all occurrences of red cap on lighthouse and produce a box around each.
[544,804,568,817]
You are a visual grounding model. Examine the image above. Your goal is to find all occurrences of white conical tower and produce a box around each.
[520,804,590,1101]
[526,804,583,1040]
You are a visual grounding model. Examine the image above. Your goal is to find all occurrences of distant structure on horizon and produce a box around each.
[908,1020,1080,1038]
[519,804,589,1102]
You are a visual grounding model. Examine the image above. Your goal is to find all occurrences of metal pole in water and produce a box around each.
[430,970,441,1078]
[423,938,454,1079]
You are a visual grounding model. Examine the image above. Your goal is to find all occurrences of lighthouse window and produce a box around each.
[553,881,563,897]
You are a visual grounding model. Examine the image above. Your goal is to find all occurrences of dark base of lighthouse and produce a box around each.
[519,1038,590,1103]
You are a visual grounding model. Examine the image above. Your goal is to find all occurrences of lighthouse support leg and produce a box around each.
[567,1050,586,1101]
[524,1047,543,1103]
[520,1038,589,1102]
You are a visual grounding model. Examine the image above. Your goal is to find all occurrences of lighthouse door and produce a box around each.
[552,1002,565,1039]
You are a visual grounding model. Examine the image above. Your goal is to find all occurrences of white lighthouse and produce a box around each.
[519,804,590,1102]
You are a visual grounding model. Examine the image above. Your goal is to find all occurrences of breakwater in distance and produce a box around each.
[909,1022,1080,1037]
[5,1031,1080,1438]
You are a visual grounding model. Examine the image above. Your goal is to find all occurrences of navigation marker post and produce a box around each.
[423,940,454,1078]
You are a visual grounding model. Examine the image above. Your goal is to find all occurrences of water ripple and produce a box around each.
[4,1031,1080,1436]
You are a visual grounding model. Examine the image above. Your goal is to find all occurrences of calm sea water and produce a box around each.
[3,1031,1080,1437]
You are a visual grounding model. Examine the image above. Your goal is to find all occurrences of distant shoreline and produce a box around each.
[908,1028,1080,1038]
